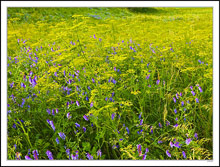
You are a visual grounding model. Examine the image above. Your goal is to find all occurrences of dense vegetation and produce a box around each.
[7,7,213,160]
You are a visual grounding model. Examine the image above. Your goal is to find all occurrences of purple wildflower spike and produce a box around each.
[166,150,171,158]
[126,127,129,134]
[49,120,55,131]
[111,113,116,120]
[97,149,102,157]
[32,150,39,160]
[159,122,162,128]
[186,138,191,145]
[75,123,80,128]
[140,119,143,125]
[195,98,199,103]
[83,115,89,121]
[25,155,32,160]
[46,150,54,160]
[174,109,177,114]
[137,144,142,156]
[56,138,59,144]
[76,101,79,106]
[173,97,176,103]
[83,127,86,132]
[182,151,186,159]
[194,133,198,140]
[67,112,71,119]
[58,132,66,140]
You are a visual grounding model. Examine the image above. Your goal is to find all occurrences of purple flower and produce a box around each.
[55,137,59,144]
[145,148,149,153]
[173,97,176,103]
[126,127,129,134]
[146,74,150,80]
[186,138,191,145]
[83,127,86,132]
[52,109,55,116]
[54,72,58,77]
[111,113,116,120]
[58,132,66,140]
[176,93,179,99]
[142,153,147,160]
[67,112,71,119]
[174,142,181,148]
[159,122,162,128]
[56,109,59,113]
[83,115,89,121]
[140,119,143,125]
[139,112,142,119]
[97,149,102,157]
[166,150,171,157]
[66,149,70,157]
[181,101,184,106]
[190,86,193,90]
[180,92,182,96]
[191,91,195,96]
[75,123,80,128]
[16,152,21,160]
[67,101,70,108]
[166,121,170,126]
[198,86,203,93]
[158,140,163,144]
[86,153,93,160]
[46,150,54,160]
[137,144,142,156]
[196,98,199,103]
[76,101,79,106]
[174,109,177,114]
[21,83,26,88]
[49,120,55,131]
[173,123,178,128]
[92,78,95,83]
[182,151,186,159]
[170,141,175,148]
[25,155,32,160]
[156,80,160,85]
[32,150,39,160]
[90,102,94,108]
[194,133,198,140]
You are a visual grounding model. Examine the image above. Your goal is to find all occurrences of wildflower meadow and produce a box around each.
[7,7,213,160]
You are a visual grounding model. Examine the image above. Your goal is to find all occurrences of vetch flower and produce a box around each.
[137,144,142,156]
[174,109,177,114]
[32,150,39,160]
[142,153,147,160]
[170,141,175,148]
[55,138,59,144]
[181,101,184,106]
[194,133,198,140]
[56,109,59,113]
[186,138,191,145]
[166,150,171,157]
[140,119,143,125]
[90,102,94,108]
[76,101,79,106]
[15,152,21,160]
[173,97,176,103]
[46,150,54,160]
[25,155,32,160]
[158,140,163,144]
[166,121,170,126]
[158,122,162,128]
[156,80,160,85]
[83,115,89,121]
[83,127,86,132]
[173,123,178,128]
[196,98,199,103]
[182,151,186,159]
[58,132,66,140]
[49,120,55,131]
[97,149,102,158]
[86,153,93,160]
[191,91,196,96]
[75,123,80,128]
[111,113,116,120]
[126,127,129,134]
[174,142,181,148]
[198,86,203,93]
[52,109,55,116]
[67,112,71,119]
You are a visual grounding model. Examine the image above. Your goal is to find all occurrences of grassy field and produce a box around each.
[7,7,213,160]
